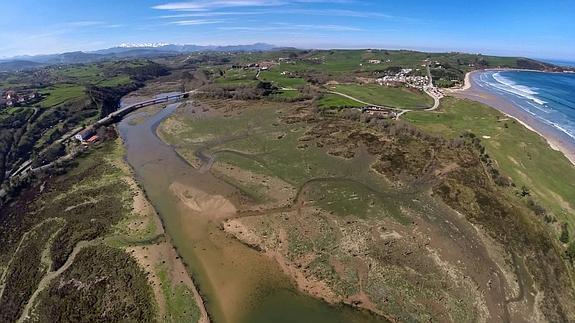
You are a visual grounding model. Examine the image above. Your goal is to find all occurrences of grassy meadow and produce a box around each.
[331,84,433,109]
[317,93,365,109]
[39,84,87,107]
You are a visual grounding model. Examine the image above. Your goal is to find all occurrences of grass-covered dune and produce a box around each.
[405,97,575,238]
[0,142,144,322]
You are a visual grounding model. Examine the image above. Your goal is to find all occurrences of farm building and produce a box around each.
[74,127,96,142]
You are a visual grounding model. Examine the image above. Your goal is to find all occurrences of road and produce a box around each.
[327,64,443,117]
[95,91,194,127]
[424,63,444,111]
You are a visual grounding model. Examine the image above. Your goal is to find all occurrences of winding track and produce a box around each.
[326,62,443,116]
[17,239,101,322]
[0,218,65,299]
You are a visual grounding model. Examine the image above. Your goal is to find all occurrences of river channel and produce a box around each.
[117,97,383,323]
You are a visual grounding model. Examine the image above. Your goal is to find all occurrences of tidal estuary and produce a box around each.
[117,98,382,323]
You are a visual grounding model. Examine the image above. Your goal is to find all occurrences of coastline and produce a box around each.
[452,69,575,167]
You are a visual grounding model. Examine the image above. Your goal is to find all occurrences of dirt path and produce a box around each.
[328,90,406,112]
[17,239,100,322]
[327,90,410,120]
[0,218,65,299]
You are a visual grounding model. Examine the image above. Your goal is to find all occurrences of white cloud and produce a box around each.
[153,0,284,11]
[152,0,356,11]
[169,19,226,25]
[158,11,263,18]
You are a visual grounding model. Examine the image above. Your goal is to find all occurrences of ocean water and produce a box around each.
[473,70,575,142]
[539,59,575,68]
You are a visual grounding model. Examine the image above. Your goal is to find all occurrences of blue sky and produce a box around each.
[1,0,574,59]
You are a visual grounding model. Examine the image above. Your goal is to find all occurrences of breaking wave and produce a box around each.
[490,72,547,105]
[474,71,575,142]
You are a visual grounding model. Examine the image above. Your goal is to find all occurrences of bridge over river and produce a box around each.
[6,91,193,182]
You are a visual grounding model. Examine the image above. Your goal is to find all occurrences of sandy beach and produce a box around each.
[452,70,575,166]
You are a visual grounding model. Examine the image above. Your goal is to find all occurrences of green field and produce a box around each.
[269,89,304,100]
[159,101,420,224]
[318,93,365,109]
[258,70,307,88]
[331,84,433,109]
[97,75,132,87]
[405,97,575,232]
[58,65,102,80]
[275,50,526,76]
[39,84,86,107]
[215,69,258,86]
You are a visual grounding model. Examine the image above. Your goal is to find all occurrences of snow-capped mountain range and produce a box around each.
[118,43,172,48]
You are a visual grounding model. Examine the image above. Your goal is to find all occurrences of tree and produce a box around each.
[256,81,277,96]
[520,185,531,197]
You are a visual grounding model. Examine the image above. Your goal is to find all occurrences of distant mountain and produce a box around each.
[0,60,45,72]
[9,51,107,65]
[91,42,276,55]
[0,43,277,70]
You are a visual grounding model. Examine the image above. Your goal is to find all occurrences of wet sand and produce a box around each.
[452,70,575,166]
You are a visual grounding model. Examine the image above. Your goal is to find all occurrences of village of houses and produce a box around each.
[231,54,443,119]
[0,89,42,109]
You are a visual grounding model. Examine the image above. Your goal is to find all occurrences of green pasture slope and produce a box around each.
[40,84,87,107]
[215,69,259,86]
[317,93,364,109]
[331,84,433,109]
[405,97,575,234]
[276,50,527,75]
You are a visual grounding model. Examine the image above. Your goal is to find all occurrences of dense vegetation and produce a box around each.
[32,246,155,322]
[0,142,141,321]
[0,219,63,322]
